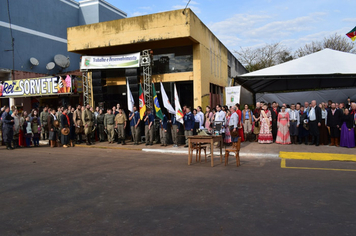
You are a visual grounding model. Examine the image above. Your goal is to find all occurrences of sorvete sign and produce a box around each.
[80,52,140,70]
[0,75,73,98]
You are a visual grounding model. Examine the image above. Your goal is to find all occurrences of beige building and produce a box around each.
[67,9,249,109]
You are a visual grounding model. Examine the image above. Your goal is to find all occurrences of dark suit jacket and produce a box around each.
[327,109,342,127]
[60,114,69,128]
[269,108,278,122]
[341,114,353,129]
[315,106,322,123]
[47,114,54,131]
[309,106,322,123]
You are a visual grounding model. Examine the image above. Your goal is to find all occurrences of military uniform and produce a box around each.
[82,108,94,145]
[115,113,127,144]
[104,113,115,143]
[159,114,168,146]
[97,113,105,142]
[73,109,83,143]
[40,111,49,140]
[171,114,181,147]
[129,111,140,145]
[144,113,155,145]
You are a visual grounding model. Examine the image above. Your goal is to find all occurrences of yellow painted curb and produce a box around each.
[279,151,356,162]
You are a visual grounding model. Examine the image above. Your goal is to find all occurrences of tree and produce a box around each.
[235,42,293,72]
[296,33,356,57]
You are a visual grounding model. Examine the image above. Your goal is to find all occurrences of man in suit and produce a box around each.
[308,100,322,146]
[327,102,342,146]
[269,101,278,142]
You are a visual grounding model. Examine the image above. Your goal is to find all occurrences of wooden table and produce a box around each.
[188,135,223,167]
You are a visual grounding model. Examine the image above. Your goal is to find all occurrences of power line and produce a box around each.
[182,0,191,15]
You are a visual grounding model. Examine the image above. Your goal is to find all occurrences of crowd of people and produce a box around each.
[1,98,356,150]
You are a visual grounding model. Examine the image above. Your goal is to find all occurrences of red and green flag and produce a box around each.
[152,83,164,120]
[346,26,356,41]
[139,84,146,120]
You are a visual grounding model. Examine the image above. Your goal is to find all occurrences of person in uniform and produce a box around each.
[115,108,127,145]
[90,106,96,143]
[104,109,115,144]
[183,107,194,148]
[40,106,49,140]
[96,109,105,142]
[159,113,168,146]
[73,105,83,144]
[60,107,70,148]
[82,104,94,145]
[144,109,154,146]
[129,106,141,145]
[11,109,21,149]
[169,113,181,147]
[47,108,57,148]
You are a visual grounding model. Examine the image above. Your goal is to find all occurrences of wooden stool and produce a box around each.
[192,143,207,163]
[225,137,241,167]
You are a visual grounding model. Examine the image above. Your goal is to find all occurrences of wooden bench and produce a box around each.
[225,137,241,167]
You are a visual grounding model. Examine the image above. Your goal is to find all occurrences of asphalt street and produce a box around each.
[0,146,355,236]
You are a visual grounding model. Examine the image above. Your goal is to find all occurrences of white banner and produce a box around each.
[160,82,175,114]
[225,86,241,107]
[80,52,140,70]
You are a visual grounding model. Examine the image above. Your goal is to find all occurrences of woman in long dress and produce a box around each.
[339,109,355,148]
[276,106,291,145]
[224,110,232,144]
[258,104,273,144]
[205,106,213,132]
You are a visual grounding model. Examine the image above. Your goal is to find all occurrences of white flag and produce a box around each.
[127,79,134,112]
[174,83,184,124]
[160,82,175,114]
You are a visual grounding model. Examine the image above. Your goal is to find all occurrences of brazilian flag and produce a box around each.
[152,83,164,120]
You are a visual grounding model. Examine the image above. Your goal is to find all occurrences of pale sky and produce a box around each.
[101,0,356,53]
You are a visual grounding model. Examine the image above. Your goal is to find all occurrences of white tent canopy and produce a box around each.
[235,49,356,94]
[240,49,356,77]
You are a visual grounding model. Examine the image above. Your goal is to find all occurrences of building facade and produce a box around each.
[0,0,126,109]
[67,9,249,110]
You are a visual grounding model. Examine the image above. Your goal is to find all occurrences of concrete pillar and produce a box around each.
[193,44,201,108]
[9,98,15,108]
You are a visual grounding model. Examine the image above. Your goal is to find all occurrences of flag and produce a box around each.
[127,79,134,112]
[152,83,164,120]
[160,82,175,114]
[174,83,184,124]
[346,26,356,41]
[139,84,146,119]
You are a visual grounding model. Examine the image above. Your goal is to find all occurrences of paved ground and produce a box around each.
[68,139,356,158]
[1,146,356,236]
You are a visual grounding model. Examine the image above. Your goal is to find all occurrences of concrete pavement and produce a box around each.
[38,139,356,159]
[1,147,356,235]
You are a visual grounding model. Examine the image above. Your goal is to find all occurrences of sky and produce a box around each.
[103,0,356,54]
